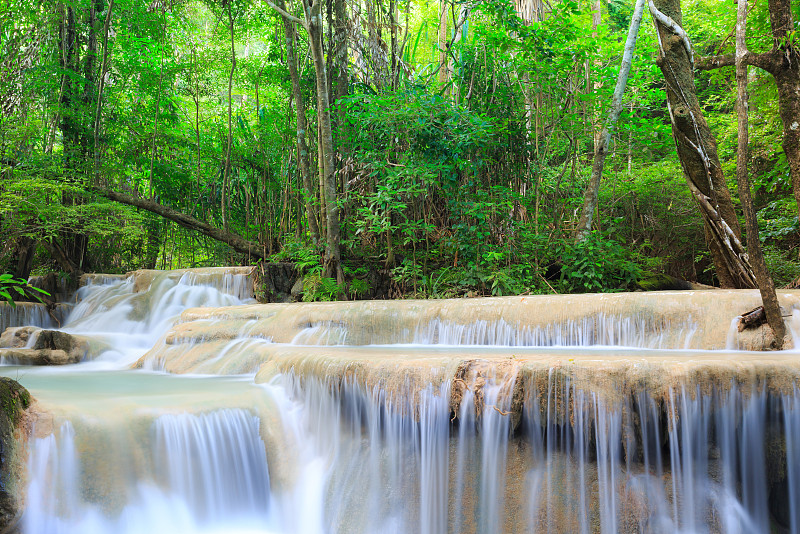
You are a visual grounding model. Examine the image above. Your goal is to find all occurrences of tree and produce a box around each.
[734,0,785,347]
[697,0,800,233]
[649,0,756,288]
[279,0,320,244]
[576,0,646,241]
[266,0,344,285]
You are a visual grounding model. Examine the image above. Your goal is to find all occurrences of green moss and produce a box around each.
[635,274,693,291]
[0,378,30,426]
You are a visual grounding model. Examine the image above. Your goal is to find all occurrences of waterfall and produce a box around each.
[4,273,800,533]
[0,302,61,330]
[255,367,800,534]
[24,409,271,534]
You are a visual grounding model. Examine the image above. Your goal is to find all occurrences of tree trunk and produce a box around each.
[333,0,348,117]
[60,6,78,168]
[12,238,36,282]
[438,0,449,86]
[695,0,800,233]
[576,0,646,241]
[94,188,264,259]
[389,0,397,89]
[280,3,321,244]
[735,0,785,348]
[264,0,344,287]
[93,0,114,185]
[148,11,164,199]
[306,6,344,284]
[649,0,755,288]
[42,239,82,277]
[223,3,237,233]
[766,0,800,233]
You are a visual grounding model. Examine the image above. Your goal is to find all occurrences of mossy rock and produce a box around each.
[0,377,30,532]
[635,274,695,291]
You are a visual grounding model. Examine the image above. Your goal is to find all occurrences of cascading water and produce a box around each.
[25,408,271,534]
[3,272,800,533]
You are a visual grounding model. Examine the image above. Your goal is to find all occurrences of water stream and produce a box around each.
[2,269,800,533]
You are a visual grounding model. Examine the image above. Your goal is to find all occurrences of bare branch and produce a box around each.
[648,0,694,65]
[263,0,305,27]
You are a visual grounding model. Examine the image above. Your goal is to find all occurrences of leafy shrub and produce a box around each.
[556,233,641,293]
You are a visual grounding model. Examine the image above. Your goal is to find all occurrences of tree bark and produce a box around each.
[649,0,755,288]
[94,188,264,259]
[280,2,321,244]
[12,238,36,282]
[695,0,800,235]
[93,0,114,185]
[223,1,237,233]
[576,0,646,241]
[735,0,785,348]
[303,0,344,284]
[765,0,800,233]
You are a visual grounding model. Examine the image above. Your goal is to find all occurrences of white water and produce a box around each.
[58,271,252,367]
[25,409,271,534]
[0,302,61,331]
[3,272,800,534]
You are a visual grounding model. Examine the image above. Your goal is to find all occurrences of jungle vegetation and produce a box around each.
[2,0,800,304]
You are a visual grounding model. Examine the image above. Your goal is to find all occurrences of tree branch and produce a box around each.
[264,0,306,27]
[695,54,735,70]
[92,188,265,259]
[649,0,694,65]
[695,50,781,73]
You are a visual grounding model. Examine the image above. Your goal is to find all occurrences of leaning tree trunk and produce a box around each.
[649,0,755,288]
[576,0,646,242]
[94,189,264,259]
[735,0,786,348]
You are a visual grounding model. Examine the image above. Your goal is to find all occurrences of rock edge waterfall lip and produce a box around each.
[139,289,800,375]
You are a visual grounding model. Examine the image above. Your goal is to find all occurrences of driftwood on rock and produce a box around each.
[738,306,766,332]
[93,188,265,259]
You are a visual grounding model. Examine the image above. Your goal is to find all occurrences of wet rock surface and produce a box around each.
[0,377,31,533]
[0,327,108,365]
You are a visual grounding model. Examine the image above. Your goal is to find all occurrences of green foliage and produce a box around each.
[556,233,641,293]
[0,274,50,307]
[762,246,800,288]
[301,274,340,302]
[1,0,794,297]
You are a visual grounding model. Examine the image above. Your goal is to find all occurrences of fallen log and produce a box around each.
[92,188,265,260]
[738,306,766,332]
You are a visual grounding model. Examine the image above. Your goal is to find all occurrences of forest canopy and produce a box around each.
[2,0,799,300]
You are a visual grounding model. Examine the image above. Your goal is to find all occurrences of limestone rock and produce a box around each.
[290,278,304,300]
[0,348,75,365]
[0,327,109,365]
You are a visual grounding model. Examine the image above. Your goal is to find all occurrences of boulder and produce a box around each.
[0,327,109,365]
[0,377,31,532]
[0,348,75,366]
[290,278,304,300]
